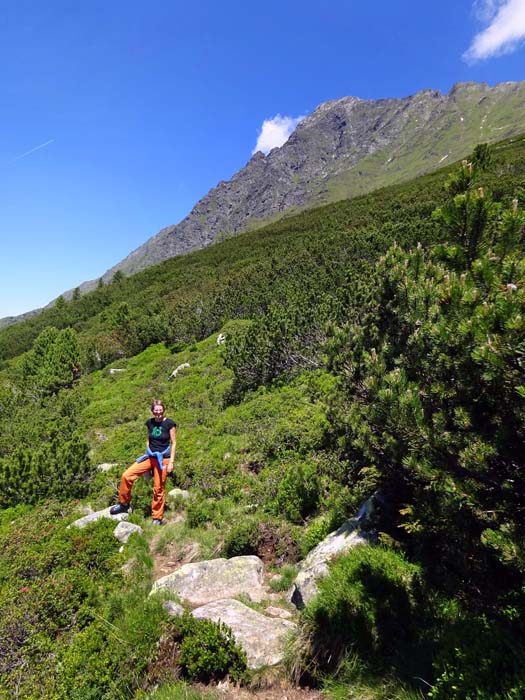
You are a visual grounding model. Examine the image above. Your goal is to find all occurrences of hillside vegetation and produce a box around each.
[1,137,525,699]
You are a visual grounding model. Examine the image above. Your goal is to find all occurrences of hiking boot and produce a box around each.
[152,518,164,526]
[110,502,130,515]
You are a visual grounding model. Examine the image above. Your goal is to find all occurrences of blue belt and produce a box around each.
[136,445,170,471]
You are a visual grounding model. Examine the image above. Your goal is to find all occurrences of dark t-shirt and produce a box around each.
[146,417,176,452]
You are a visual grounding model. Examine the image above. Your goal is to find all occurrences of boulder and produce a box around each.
[68,506,129,529]
[192,598,295,669]
[113,521,142,543]
[169,363,190,380]
[289,516,372,608]
[151,556,266,606]
[168,488,190,500]
[97,462,118,472]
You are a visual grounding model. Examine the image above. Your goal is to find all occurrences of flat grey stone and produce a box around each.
[151,556,266,606]
[113,521,142,543]
[68,507,129,529]
[264,606,294,620]
[192,598,296,669]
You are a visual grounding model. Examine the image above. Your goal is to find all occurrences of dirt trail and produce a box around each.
[148,513,317,698]
[212,683,322,700]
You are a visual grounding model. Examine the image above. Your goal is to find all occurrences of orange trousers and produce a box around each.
[118,457,169,520]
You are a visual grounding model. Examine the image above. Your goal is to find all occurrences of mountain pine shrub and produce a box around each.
[326,155,525,696]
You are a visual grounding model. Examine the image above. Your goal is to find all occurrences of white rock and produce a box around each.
[168,488,190,500]
[109,368,126,375]
[169,363,190,380]
[192,598,296,668]
[217,333,227,345]
[151,556,266,606]
[97,462,118,472]
[68,507,129,529]
[264,606,294,620]
[113,521,143,543]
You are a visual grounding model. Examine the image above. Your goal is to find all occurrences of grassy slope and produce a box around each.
[2,136,525,699]
[79,318,331,503]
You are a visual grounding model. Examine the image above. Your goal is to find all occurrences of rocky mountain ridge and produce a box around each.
[83,80,525,286]
[3,80,525,324]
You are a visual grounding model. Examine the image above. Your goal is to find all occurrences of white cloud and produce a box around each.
[464,0,525,62]
[473,0,504,22]
[252,114,304,155]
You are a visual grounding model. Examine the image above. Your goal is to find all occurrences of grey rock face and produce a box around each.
[150,555,266,606]
[68,506,129,529]
[289,518,371,608]
[91,81,525,284]
[113,521,143,543]
[192,598,296,669]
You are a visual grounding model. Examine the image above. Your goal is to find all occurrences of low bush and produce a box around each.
[298,546,423,676]
[179,614,247,683]
[272,459,319,523]
[429,614,525,700]
[186,496,216,528]
[301,515,332,556]
[222,515,300,564]
[222,516,260,557]
[269,564,298,592]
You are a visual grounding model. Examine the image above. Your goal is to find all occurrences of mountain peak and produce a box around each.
[19,80,525,318]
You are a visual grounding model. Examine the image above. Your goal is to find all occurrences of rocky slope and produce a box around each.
[94,81,525,284]
[4,80,525,318]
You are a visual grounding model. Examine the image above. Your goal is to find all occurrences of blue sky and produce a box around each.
[1,0,525,318]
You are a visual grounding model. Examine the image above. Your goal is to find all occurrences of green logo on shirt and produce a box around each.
[152,426,162,437]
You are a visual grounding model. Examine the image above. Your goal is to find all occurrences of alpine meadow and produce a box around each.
[1,134,525,700]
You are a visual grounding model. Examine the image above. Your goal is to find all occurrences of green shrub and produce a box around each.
[272,459,319,523]
[269,564,298,592]
[223,517,260,557]
[300,546,423,674]
[179,614,247,683]
[429,615,525,700]
[301,515,332,556]
[186,496,216,528]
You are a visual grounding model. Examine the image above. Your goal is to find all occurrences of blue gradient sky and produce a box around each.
[1,0,524,317]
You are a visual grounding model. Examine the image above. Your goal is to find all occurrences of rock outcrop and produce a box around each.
[151,555,266,606]
[289,514,373,608]
[81,81,525,287]
[69,506,129,529]
[192,599,296,669]
[113,521,143,543]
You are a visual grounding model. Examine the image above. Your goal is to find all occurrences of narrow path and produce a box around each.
[211,684,321,700]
